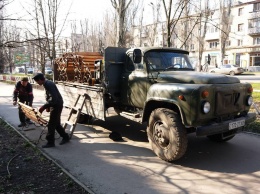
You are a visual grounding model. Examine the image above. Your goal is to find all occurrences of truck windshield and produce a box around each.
[144,51,194,71]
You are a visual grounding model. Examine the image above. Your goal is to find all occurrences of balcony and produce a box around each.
[248,11,260,20]
[205,32,219,41]
[248,27,260,35]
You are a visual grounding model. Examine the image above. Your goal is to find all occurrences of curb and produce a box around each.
[243,131,260,137]
[0,117,95,194]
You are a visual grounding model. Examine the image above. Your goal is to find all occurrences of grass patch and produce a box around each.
[251,85,260,135]
[253,92,260,102]
[251,83,260,90]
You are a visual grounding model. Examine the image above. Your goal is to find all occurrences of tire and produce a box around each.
[147,108,188,162]
[229,71,235,76]
[207,133,235,142]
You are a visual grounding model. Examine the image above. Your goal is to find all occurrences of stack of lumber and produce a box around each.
[54,52,103,84]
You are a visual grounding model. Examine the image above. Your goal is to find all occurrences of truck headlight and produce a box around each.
[202,101,210,114]
[246,96,253,106]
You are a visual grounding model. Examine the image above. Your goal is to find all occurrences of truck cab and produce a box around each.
[103,47,255,161]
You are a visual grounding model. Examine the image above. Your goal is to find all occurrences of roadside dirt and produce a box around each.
[0,121,89,194]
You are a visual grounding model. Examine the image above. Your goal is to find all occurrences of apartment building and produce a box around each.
[132,0,260,70]
[204,0,260,70]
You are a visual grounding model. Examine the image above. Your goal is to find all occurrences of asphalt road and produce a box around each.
[236,74,260,83]
[0,82,260,194]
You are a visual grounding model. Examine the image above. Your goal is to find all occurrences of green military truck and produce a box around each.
[54,47,256,162]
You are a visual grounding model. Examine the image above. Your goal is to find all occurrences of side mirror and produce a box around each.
[133,49,142,63]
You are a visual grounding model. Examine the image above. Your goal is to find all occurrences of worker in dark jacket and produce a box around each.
[13,77,34,127]
[32,73,70,148]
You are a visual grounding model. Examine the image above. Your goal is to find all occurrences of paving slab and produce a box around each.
[0,81,260,194]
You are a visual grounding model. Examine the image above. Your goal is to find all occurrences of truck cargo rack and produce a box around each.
[55,81,103,92]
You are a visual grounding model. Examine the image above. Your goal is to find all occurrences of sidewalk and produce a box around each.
[1,81,260,194]
[0,82,159,194]
[0,82,95,193]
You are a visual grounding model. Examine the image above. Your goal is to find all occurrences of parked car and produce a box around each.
[45,67,53,74]
[210,64,244,76]
[26,68,34,74]
[248,66,260,72]
[14,67,25,74]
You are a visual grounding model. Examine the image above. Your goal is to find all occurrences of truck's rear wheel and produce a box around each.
[147,108,187,162]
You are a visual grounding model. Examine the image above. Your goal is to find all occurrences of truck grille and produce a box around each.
[215,90,243,116]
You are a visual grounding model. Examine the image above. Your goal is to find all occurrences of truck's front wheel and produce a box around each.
[147,108,187,162]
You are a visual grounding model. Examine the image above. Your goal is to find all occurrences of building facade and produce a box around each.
[204,0,260,70]
[132,0,260,70]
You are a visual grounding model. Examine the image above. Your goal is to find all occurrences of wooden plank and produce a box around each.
[18,102,48,126]
[54,52,103,84]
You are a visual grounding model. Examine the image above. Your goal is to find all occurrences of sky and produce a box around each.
[5,0,156,38]
[5,0,114,37]
[69,0,113,22]
[6,0,113,20]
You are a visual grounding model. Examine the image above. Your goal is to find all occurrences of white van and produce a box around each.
[14,67,25,73]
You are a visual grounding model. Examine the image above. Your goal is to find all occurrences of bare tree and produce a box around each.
[80,19,89,51]
[110,0,133,47]
[162,0,190,47]
[138,7,144,47]
[0,0,5,73]
[147,1,161,46]
[2,24,21,73]
[219,0,232,65]
[32,0,71,70]
[102,11,117,47]
[196,0,211,71]
[70,21,81,52]
[19,0,72,74]
[128,0,140,47]
[33,0,47,73]
[0,0,15,73]
[181,0,189,50]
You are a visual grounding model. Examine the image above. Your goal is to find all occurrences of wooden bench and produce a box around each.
[18,102,50,144]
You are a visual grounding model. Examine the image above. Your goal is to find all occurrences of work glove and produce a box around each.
[13,101,17,106]
[39,106,45,114]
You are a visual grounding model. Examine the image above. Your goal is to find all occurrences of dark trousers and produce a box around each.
[18,100,32,123]
[46,105,68,144]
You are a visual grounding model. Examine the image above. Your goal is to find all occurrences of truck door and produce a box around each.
[120,53,150,108]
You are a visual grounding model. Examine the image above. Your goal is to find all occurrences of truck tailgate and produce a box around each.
[56,82,105,121]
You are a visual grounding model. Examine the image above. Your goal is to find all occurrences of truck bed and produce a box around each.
[56,81,105,121]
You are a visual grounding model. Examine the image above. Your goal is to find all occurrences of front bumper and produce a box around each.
[196,112,256,136]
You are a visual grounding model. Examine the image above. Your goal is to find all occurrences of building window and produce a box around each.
[209,41,218,48]
[238,8,244,16]
[254,37,260,45]
[253,3,260,12]
[238,39,243,46]
[248,18,260,28]
[190,44,194,50]
[226,40,231,47]
[207,26,218,33]
[238,24,244,32]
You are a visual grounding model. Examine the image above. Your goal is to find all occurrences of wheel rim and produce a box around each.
[153,121,170,149]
